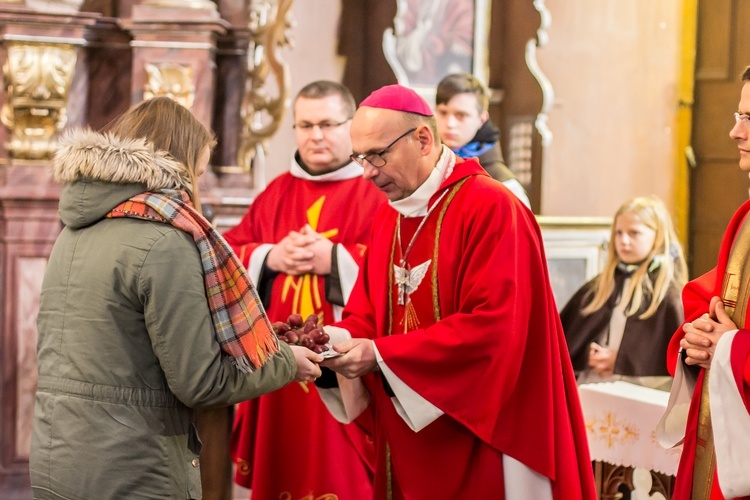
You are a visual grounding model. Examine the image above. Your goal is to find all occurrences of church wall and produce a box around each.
[0,0,701,496]
[536,0,684,217]
[261,0,686,221]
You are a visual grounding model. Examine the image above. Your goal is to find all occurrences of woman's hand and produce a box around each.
[588,342,616,376]
[289,345,323,382]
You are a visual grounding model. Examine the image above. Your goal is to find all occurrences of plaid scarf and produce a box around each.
[106,190,278,373]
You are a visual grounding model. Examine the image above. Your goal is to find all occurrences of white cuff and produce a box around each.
[248,243,274,285]
[323,325,351,345]
[503,455,553,499]
[317,387,350,423]
[656,349,695,449]
[335,245,359,305]
[710,329,750,497]
[318,326,370,423]
[373,343,443,431]
[317,373,370,424]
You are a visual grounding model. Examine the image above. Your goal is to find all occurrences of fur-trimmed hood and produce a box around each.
[53,129,191,189]
[54,129,192,230]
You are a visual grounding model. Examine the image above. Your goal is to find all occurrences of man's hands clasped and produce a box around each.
[266,224,334,276]
[681,296,737,370]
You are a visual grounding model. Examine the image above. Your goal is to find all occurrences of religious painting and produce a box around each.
[545,247,601,311]
[536,216,611,311]
[383,0,490,100]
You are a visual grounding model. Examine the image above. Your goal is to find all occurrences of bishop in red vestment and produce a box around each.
[225,81,385,500]
[657,68,750,500]
[318,84,596,499]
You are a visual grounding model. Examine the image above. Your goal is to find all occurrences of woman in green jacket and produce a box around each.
[30,97,322,499]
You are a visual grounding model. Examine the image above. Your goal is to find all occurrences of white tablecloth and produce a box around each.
[578,381,682,476]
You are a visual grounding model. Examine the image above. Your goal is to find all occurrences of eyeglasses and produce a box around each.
[350,128,417,168]
[735,112,750,127]
[293,118,351,132]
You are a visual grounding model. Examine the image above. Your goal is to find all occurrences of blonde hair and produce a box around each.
[582,195,688,319]
[106,97,216,210]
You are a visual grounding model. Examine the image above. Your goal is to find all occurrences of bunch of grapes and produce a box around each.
[273,313,331,354]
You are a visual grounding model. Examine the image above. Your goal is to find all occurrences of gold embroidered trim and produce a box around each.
[432,178,468,321]
[692,371,715,500]
[721,212,750,326]
[386,443,392,500]
[387,223,397,337]
[690,211,750,497]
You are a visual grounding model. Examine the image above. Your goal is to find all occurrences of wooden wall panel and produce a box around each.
[734,0,750,77]
[688,160,748,271]
[692,82,743,159]
[688,0,748,275]
[694,0,731,80]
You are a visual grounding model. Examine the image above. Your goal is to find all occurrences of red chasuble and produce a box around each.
[225,169,384,500]
[337,158,596,499]
[666,199,750,500]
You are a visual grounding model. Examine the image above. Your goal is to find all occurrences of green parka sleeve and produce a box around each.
[140,228,296,408]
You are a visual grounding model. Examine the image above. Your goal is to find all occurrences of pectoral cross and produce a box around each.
[394,264,410,306]
[393,260,431,306]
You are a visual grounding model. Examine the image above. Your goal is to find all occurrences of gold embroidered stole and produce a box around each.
[383,179,466,500]
[692,213,750,499]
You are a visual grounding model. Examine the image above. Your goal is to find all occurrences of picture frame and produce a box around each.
[382,0,491,106]
[536,216,612,311]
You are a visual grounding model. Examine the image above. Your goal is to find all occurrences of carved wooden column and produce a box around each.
[121,1,229,130]
[84,17,132,131]
[211,0,295,233]
[0,5,97,497]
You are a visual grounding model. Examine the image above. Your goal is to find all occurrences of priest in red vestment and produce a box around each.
[317,84,596,499]
[225,81,385,500]
[657,68,750,500]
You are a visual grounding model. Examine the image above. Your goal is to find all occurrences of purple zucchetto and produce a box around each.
[359,85,434,117]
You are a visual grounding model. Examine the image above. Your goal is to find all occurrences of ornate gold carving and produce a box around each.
[143,62,196,110]
[1,42,77,159]
[234,0,294,181]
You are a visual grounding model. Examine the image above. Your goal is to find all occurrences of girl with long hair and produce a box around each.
[560,195,688,387]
